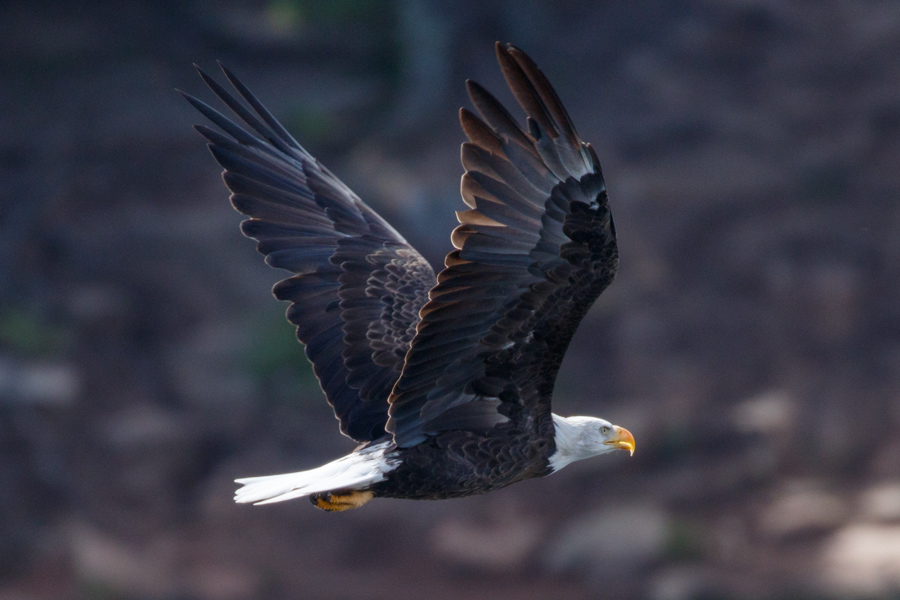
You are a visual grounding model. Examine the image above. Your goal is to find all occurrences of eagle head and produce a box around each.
[549,414,635,472]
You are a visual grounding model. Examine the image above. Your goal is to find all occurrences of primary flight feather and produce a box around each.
[184,42,634,511]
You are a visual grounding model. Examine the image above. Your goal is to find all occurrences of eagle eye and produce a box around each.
[600,426,610,435]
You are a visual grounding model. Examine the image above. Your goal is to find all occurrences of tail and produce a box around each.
[234,441,398,505]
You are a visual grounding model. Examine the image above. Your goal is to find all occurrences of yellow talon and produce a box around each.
[310,490,374,512]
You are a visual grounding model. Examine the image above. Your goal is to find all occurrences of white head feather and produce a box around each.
[548,413,635,472]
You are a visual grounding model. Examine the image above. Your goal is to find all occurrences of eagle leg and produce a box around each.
[309,489,374,512]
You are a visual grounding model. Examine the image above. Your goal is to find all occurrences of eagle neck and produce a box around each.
[548,413,582,472]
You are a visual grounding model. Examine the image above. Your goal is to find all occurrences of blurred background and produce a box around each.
[2,0,899,598]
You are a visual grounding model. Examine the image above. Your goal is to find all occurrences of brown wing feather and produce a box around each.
[387,43,617,448]
[184,65,436,442]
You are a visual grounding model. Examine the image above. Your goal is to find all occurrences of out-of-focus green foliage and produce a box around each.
[283,104,335,146]
[77,578,127,600]
[0,306,66,357]
[243,308,317,390]
[655,424,696,463]
[665,516,706,562]
[265,0,304,33]
[268,0,395,27]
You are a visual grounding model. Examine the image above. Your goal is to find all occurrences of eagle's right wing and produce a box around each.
[387,44,618,448]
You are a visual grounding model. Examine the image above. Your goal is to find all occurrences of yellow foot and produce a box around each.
[310,490,374,512]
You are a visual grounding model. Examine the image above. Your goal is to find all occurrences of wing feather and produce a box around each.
[185,66,436,442]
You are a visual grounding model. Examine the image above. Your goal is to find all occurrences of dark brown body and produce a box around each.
[370,421,555,500]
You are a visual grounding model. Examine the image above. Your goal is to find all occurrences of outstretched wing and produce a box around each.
[183,65,436,442]
[387,43,618,447]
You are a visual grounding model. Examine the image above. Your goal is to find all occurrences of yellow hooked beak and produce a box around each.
[604,425,635,456]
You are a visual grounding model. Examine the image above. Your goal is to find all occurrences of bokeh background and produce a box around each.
[2,1,899,599]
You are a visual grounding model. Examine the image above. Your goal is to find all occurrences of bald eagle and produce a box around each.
[183,43,634,511]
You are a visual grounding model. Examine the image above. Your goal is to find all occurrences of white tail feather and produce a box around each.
[234,442,398,505]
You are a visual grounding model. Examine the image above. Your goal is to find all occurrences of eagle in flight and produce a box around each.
[183,42,634,511]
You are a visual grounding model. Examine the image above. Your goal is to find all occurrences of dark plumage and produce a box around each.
[183,43,634,511]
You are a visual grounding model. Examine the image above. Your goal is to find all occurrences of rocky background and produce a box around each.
[2,1,899,599]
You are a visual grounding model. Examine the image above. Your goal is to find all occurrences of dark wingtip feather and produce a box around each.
[459,108,503,154]
[465,80,537,156]
[216,61,238,83]
[178,89,199,104]
[506,45,581,150]
[180,90,228,128]
[495,43,559,140]
[193,63,215,83]
[176,89,200,112]
[182,90,261,148]
[214,61,305,154]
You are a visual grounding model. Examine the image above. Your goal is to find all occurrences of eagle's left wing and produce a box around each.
[183,66,436,442]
